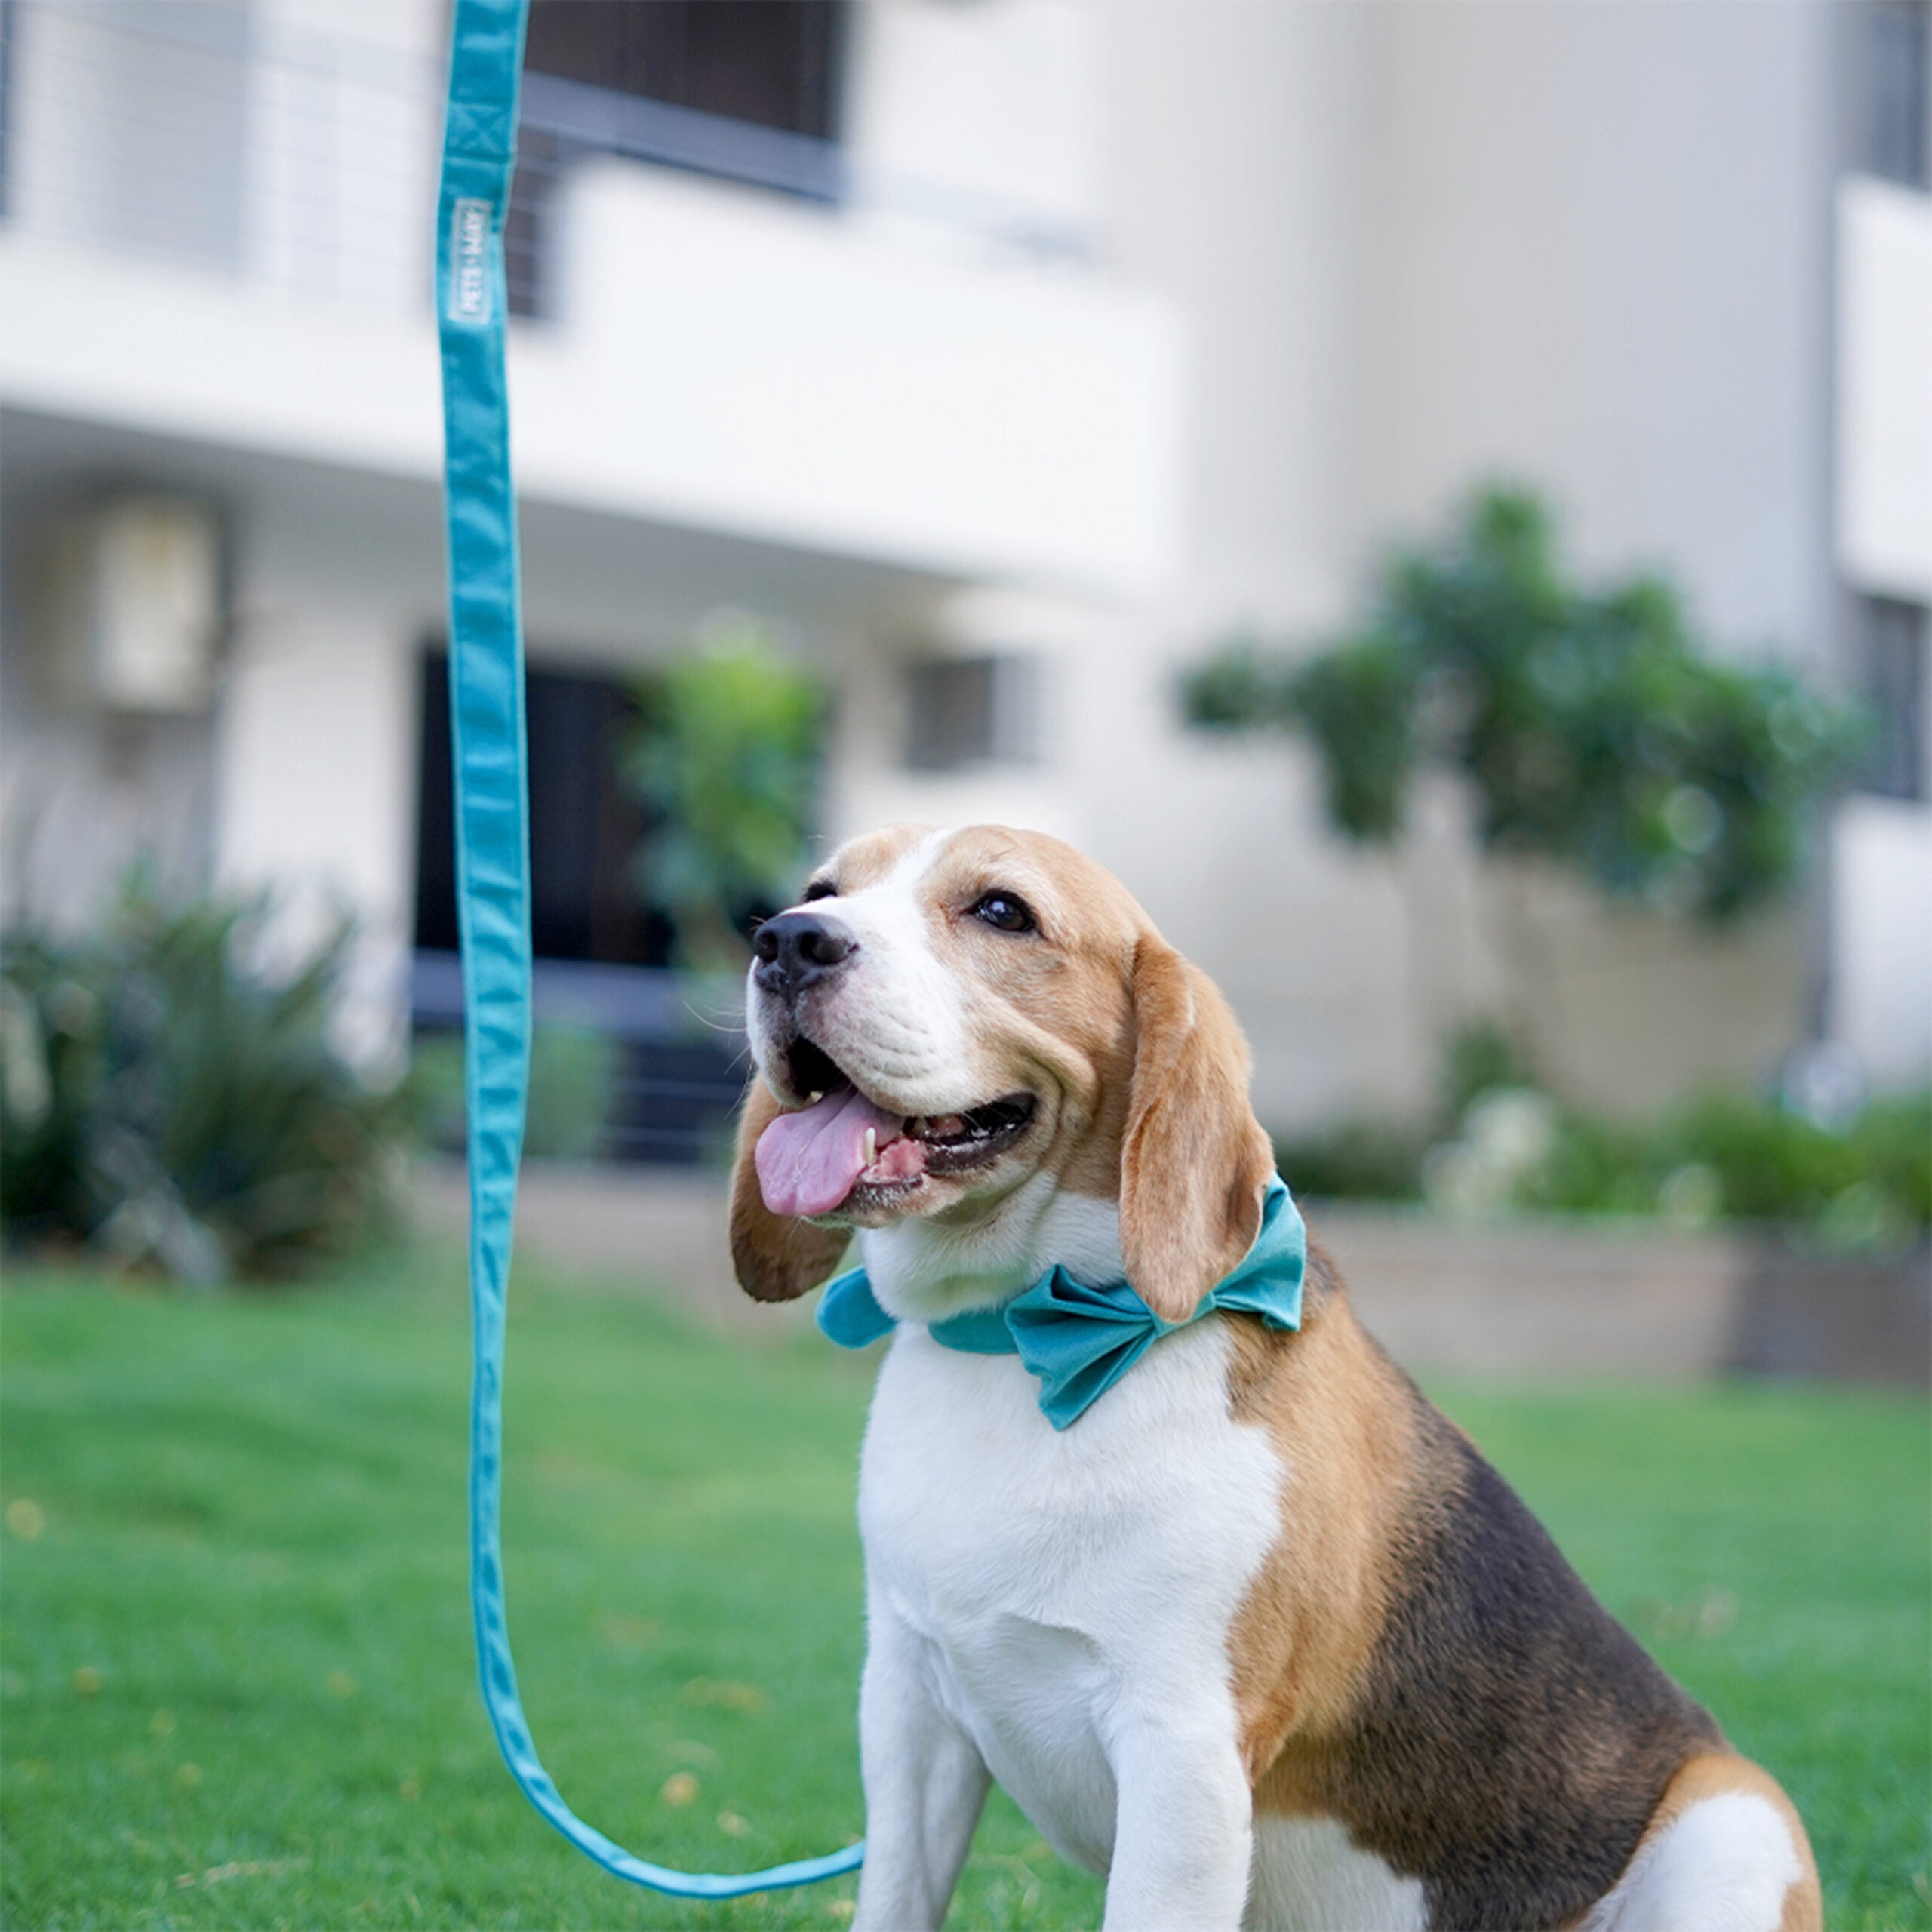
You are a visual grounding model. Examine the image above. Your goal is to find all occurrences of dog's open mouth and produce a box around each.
[755,1036,1037,1218]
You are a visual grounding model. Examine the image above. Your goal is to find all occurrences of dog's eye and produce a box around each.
[971,891,1036,934]
[801,879,838,903]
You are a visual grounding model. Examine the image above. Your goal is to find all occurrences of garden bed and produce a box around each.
[1314,1203,1930,1388]
[416,1160,1931,1386]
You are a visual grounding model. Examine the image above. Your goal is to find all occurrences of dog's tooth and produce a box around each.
[863,1127,877,1168]
[808,1091,823,1104]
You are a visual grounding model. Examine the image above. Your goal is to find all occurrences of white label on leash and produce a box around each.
[448,198,493,325]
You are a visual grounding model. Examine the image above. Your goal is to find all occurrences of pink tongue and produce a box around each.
[755,1087,905,1217]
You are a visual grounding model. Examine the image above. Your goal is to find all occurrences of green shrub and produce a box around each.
[620,620,826,968]
[1435,1017,1538,1128]
[1518,1086,1932,1248]
[408,1022,617,1162]
[1271,1118,1426,1204]
[1274,1025,1930,1250]
[0,872,407,1281]
[1512,1108,1657,1220]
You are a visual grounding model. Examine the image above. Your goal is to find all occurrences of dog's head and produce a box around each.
[731,825,1274,1323]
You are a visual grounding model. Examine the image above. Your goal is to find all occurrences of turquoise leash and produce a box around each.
[434,0,864,1896]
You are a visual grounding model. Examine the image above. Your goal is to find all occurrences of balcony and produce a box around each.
[1836,174,1932,604]
[0,0,1183,598]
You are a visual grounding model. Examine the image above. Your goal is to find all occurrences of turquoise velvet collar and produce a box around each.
[817,1176,1305,1429]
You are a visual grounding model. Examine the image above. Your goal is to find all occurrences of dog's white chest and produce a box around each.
[858,1318,1283,1872]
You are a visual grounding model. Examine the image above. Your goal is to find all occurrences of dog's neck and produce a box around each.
[857,1172,1124,1326]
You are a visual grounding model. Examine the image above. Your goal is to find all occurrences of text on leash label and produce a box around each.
[448,198,493,325]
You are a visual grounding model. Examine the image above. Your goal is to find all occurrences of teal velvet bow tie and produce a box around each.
[816,1176,1305,1429]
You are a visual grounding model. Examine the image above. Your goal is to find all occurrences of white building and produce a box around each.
[3,0,1927,1145]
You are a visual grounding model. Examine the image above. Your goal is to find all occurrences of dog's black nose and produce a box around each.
[752,910,857,998]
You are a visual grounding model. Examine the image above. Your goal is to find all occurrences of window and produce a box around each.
[1856,595,1929,801]
[1,0,250,268]
[1862,1,1931,189]
[507,0,847,315]
[524,0,844,141]
[414,649,670,964]
[412,648,748,1167]
[0,0,17,221]
[905,656,1044,773]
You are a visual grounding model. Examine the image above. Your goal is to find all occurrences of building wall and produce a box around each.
[845,0,1103,245]
[1830,796,1932,1085]
[1365,0,1840,660]
[1075,0,1858,1126]
[6,0,1919,1121]
[0,694,218,931]
[1084,0,1446,1128]
[208,469,436,1070]
[1832,173,1932,1084]
[1837,177,1932,604]
[538,157,1183,592]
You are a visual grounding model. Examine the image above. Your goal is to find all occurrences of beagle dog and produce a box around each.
[730,824,1820,1932]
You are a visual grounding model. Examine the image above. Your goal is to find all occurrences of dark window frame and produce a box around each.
[0,0,17,223]
[410,640,756,1168]
[506,1,848,318]
[1855,593,1930,802]
[522,1,845,143]
[1862,0,1931,189]
[413,645,673,966]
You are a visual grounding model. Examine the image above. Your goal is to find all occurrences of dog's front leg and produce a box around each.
[852,1598,991,1932]
[1101,1720,1254,1932]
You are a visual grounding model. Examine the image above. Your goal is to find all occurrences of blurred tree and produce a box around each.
[1182,488,1869,921]
[618,620,827,970]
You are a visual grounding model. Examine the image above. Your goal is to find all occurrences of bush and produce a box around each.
[0,873,408,1281]
[1518,1086,1932,1248]
[620,621,826,968]
[1275,1025,1930,1250]
[1435,1017,1538,1126]
[408,1023,618,1163]
[1270,1118,1426,1204]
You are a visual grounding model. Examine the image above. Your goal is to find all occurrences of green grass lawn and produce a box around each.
[2,1247,1926,1930]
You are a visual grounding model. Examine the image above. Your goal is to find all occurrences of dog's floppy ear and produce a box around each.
[1120,935,1275,1324]
[730,1078,851,1302]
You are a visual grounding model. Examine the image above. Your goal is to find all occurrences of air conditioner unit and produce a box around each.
[38,495,224,715]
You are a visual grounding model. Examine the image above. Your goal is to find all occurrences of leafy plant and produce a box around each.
[1518,1085,1932,1247]
[619,620,827,969]
[0,870,408,1281]
[1184,488,1869,919]
[1270,1117,1426,1204]
[1272,1019,1930,1251]
[408,1023,617,1163]
[1435,1017,1538,1128]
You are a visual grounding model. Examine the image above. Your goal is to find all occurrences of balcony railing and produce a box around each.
[410,951,749,1165]
[1,0,435,311]
[0,0,1088,323]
